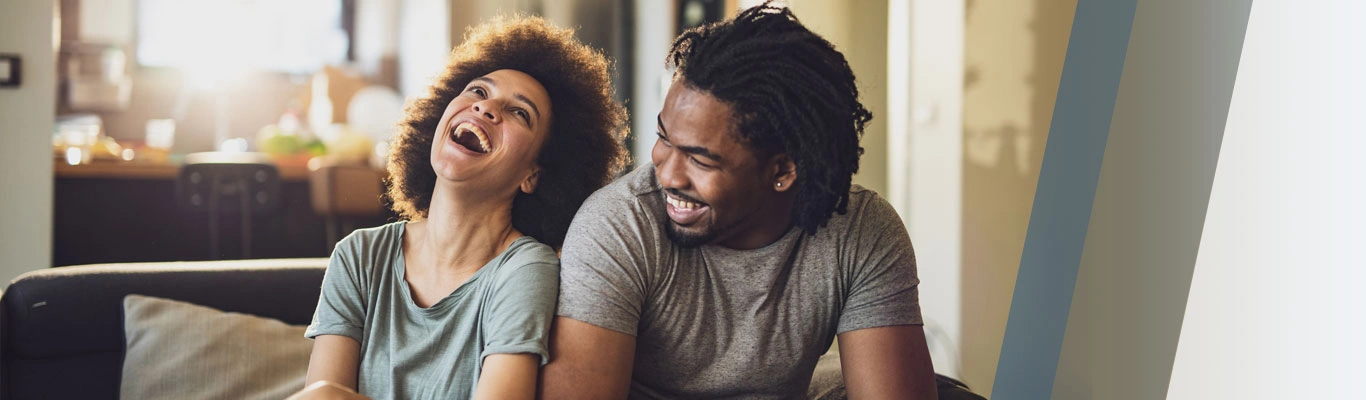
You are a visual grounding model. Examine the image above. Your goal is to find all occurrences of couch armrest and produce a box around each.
[0,258,327,400]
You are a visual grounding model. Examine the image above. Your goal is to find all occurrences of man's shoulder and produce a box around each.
[595,163,661,200]
[819,185,901,233]
[577,164,664,220]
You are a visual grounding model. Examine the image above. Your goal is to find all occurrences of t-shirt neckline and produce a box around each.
[393,221,533,314]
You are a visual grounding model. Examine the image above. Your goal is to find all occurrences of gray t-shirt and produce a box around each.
[557,166,923,399]
[306,222,559,400]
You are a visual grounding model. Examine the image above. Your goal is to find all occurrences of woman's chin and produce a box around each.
[429,158,473,181]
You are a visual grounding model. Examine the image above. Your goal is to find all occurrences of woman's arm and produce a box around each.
[476,244,560,399]
[305,334,363,389]
[473,353,541,400]
[305,230,373,390]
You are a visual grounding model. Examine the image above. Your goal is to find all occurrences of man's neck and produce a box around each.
[716,194,797,250]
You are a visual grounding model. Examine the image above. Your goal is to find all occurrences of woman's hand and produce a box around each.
[286,381,371,400]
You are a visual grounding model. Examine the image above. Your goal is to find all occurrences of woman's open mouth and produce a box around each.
[448,121,491,154]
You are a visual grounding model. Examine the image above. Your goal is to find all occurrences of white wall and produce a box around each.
[786,0,889,197]
[1166,1,1366,398]
[399,0,525,99]
[0,0,57,283]
[888,0,965,380]
[79,0,134,43]
[629,0,673,166]
[396,0,451,99]
[354,0,400,78]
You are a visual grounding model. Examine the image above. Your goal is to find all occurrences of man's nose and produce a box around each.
[656,150,688,190]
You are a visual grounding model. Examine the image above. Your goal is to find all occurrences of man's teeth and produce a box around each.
[455,122,490,153]
[666,195,703,210]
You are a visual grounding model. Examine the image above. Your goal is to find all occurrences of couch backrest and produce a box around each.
[0,259,327,400]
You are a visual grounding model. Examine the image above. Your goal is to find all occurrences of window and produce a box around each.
[136,0,350,75]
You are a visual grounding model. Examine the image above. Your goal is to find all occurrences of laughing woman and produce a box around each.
[295,16,627,400]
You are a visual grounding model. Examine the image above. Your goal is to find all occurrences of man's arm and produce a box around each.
[538,317,637,400]
[837,325,938,400]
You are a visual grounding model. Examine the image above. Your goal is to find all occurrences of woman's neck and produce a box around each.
[410,184,520,274]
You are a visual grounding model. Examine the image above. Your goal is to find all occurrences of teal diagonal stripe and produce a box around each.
[1049,0,1253,398]
[991,0,1137,398]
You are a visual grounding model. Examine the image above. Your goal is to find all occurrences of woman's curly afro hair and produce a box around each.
[386,16,629,248]
[666,2,872,235]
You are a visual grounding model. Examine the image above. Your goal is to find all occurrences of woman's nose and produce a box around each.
[472,102,499,122]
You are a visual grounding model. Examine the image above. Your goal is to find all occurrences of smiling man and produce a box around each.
[540,3,937,399]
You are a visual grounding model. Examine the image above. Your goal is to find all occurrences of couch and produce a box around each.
[0,259,982,400]
[0,259,327,399]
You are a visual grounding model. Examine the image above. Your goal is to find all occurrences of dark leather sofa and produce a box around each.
[0,259,327,399]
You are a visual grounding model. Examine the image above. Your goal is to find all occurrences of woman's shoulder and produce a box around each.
[502,236,559,267]
[336,221,405,249]
[486,236,559,282]
[329,221,406,274]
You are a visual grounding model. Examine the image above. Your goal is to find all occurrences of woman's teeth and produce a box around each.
[452,122,490,153]
[666,195,703,210]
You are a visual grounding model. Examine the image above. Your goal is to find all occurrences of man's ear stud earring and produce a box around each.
[776,182,783,188]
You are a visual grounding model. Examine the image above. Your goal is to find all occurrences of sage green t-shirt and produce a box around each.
[305,222,559,400]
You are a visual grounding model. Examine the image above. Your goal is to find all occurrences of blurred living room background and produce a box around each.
[1,0,1083,396]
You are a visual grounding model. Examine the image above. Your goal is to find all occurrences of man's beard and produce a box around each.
[664,221,715,249]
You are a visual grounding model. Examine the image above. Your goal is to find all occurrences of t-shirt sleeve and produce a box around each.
[555,190,655,336]
[481,249,560,366]
[837,193,924,334]
[306,235,368,341]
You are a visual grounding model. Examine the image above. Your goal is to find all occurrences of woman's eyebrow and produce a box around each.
[513,93,543,121]
[471,76,542,121]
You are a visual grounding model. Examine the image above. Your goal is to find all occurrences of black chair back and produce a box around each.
[175,152,281,258]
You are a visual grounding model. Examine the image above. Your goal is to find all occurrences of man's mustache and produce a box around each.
[665,189,707,206]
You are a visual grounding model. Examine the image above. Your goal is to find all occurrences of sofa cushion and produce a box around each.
[120,294,312,400]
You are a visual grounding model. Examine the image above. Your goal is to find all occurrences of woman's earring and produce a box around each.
[776,182,783,188]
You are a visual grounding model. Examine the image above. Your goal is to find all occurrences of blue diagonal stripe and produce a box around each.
[991,0,1138,398]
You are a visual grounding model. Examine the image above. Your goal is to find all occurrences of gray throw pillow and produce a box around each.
[120,294,312,400]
